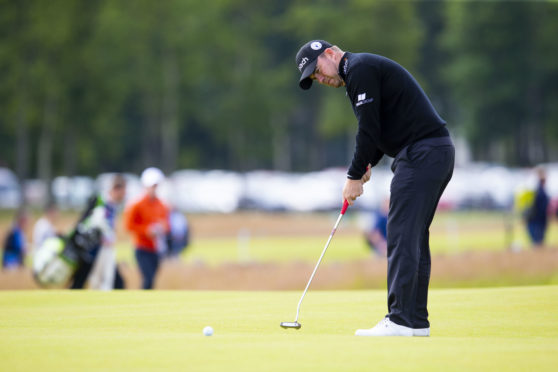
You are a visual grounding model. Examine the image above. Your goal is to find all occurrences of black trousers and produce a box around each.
[135,249,160,289]
[387,136,454,328]
[70,259,94,289]
[71,255,125,289]
[70,246,99,289]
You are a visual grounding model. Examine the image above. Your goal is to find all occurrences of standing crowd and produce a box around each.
[1,167,189,290]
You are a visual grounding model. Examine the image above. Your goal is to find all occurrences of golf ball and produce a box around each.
[203,326,214,336]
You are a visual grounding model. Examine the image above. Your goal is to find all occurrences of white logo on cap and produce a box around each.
[298,57,309,71]
[311,41,322,50]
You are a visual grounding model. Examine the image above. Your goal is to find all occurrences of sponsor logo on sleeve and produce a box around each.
[356,92,374,107]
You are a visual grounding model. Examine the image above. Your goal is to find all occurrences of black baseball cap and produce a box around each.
[295,40,332,90]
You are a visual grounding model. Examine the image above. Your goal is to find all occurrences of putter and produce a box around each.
[280,199,350,330]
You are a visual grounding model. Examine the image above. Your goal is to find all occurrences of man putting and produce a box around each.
[296,40,454,336]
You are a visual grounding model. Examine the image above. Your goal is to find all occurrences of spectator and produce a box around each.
[87,174,128,290]
[525,167,550,248]
[167,207,190,259]
[124,167,169,289]
[32,202,58,252]
[69,174,127,289]
[2,209,29,270]
[365,198,388,257]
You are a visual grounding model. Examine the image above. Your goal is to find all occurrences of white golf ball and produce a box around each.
[203,326,214,336]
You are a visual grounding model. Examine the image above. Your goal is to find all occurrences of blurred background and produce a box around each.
[1,0,557,290]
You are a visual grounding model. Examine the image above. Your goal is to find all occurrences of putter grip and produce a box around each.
[341,200,349,215]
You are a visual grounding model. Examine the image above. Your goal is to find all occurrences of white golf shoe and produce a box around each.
[412,327,430,337]
[355,317,413,337]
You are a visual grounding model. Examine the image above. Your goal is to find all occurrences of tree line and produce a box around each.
[1,0,557,186]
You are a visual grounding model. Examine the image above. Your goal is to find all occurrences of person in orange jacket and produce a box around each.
[124,167,169,289]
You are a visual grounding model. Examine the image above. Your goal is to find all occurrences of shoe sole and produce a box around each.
[355,329,413,337]
[412,328,430,337]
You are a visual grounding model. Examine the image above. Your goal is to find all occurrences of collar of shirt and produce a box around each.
[338,52,351,82]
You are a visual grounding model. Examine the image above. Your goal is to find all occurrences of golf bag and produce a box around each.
[32,196,107,288]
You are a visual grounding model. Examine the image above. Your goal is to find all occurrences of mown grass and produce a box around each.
[0,286,557,371]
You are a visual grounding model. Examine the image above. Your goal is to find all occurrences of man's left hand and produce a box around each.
[361,164,372,184]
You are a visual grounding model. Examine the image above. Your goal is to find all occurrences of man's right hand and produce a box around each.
[148,223,165,237]
[343,165,371,206]
[343,179,364,206]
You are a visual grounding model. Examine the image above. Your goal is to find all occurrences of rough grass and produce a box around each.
[0,286,557,371]
[116,211,558,265]
[2,248,558,290]
[1,210,556,265]
[186,211,558,264]
[2,210,557,290]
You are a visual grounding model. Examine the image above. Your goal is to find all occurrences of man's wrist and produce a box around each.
[347,168,363,180]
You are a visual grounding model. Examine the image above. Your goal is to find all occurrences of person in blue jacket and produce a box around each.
[2,209,29,270]
[365,198,389,257]
[525,167,550,248]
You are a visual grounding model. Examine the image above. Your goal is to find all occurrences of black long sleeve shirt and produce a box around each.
[339,52,448,180]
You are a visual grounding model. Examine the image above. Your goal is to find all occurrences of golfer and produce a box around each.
[296,40,454,336]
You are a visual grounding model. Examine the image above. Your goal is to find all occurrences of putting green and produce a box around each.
[1,286,557,371]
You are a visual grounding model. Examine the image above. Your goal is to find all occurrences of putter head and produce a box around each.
[280,321,301,329]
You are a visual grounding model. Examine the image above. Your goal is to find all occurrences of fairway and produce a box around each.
[1,286,557,371]
[120,211,558,265]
